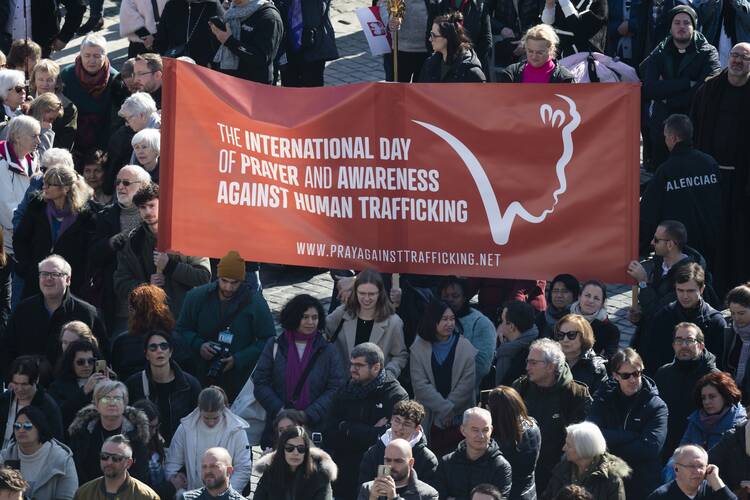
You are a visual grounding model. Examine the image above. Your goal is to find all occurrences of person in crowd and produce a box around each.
[569,280,620,359]
[0,357,64,447]
[691,42,750,295]
[6,255,107,368]
[81,150,112,206]
[88,165,151,331]
[6,39,40,76]
[358,400,439,487]
[154,0,224,67]
[465,277,547,321]
[114,183,211,321]
[209,0,283,84]
[542,421,631,500]
[14,166,96,299]
[513,338,591,493]
[649,445,736,500]
[639,114,721,268]
[130,129,160,183]
[110,93,159,177]
[326,269,407,379]
[78,0,106,36]
[325,342,408,500]
[0,406,77,500]
[643,263,726,375]
[59,321,99,353]
[0,228,10,338]
[487,385,541,500]
[176,249,274,399]
[487,0,558,66]
[410,299,476,456]
[132,55,163,108]
[253,293,344,447]
[696,0,750,66]
[439,277,495,387]
[499,24,574,83]
[119,0,169,57]
[0,70,26,128]
[111,284,177,379]
[183,447,245,500]
[49,340,106,432]
[427,0,491,73]
[0,0,85,57]
[708,418,750,494]
[60,34,123,156]
[537,274,580,339]
[125,330,200,445]
[117,59,141,96]
[377,0,430,82]
[29,93,64,153]
[434,407,512,499]
[29,59,77,151]
[0,467,26,500]
[496,300,539,386]
[73,435,159,500]
[165,386,252,493]
[641,5,721,167]
[254,426,337,499]
[266,409,308,452]
[419,13,487,82]
[587,348,668,499]
[358,438,438,500]
[655,322,720,462]
[540,0,607,57]
[553,314,608,395]
[131,400,172,499]
[723,283,750,394]
[471,483,504,500]
[606,0,642,64]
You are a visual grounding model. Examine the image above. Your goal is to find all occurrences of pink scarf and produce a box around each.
[522,59,555,83]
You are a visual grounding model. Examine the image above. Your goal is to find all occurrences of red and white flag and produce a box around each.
[355,6,392,56]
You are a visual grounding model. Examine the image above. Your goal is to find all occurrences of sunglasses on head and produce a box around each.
[147,342,170,352]
[75,358,97,367]
[100,453,129,463]
[284,444,307,454]
[617,370,642,380]
[554,330,580,341]
[13,422,33,431]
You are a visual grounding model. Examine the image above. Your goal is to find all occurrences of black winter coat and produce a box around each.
[220,4,284,84]
[418,49,487,82]
[548,0,608,56]
[275,0,339,63]
[48,378,93,436]
[571,350,608,395]
[497,418,541,500]
[655,349,719,461]
[708,421,750,493]
[86,203,125,329]
[13,196,97,299]
[0,0,85,53]
[358,432,439,487]
[591,318,620,359]
[427,0,492,68]
[253,447,338,500]
[587,376,668,500]
[498,60,574,82]
[435,439,512,499]
[154,0,223,66]
[0,388,64,444]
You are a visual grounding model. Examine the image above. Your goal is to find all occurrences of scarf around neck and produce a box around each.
[344,366,386,399]
[46,200,76,241]
[734,321,750,384]
[521,59,555,83]
[74,56,111,98]
[544,303,570,328]
[699,405,730,433]
[570,301,608,323]
[213,0,269,70]
[285,330,316,409]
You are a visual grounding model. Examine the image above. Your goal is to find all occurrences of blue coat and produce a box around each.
[681,403,747,450]
[588,376,668,499]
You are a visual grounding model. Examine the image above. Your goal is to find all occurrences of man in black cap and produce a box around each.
[641,5,721,167]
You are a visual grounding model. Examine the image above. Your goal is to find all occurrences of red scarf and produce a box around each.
[74,56,111,98]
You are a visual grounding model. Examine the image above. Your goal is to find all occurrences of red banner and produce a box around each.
[159,59,640,282]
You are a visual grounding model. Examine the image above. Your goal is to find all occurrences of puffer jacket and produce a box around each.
[253,447,338,500]
[570,349,608,394]
[1,439,78,500]
[0,140,39,255]
[498,418,541,500]
[418,49,487,82]
[435,439,512,499]
[541,452,631,500]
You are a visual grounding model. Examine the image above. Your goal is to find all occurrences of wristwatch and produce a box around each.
[638,281,647,289]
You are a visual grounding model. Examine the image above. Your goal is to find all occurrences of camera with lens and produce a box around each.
[206,330,234,381]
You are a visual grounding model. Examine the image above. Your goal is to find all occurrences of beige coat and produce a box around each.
[326,305,408,378]
[410,335,477,437]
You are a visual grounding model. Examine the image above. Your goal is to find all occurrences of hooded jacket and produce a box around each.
[655,348,719,460]
[435,439,512,500]
[513,362,591,493]
[682,403,747,450]
[0,388,64,446]
[0,140,39,255]
[1,438,78,500]
[253,447,338,500]
[708,421,750,492]
[418,49,487,82]
[587,376,668,499]
[498,417,541,500]
[358,429,439,487]
[541,452,631,500]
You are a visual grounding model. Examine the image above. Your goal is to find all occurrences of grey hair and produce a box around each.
[6,115,41,143]
[41,148,74,170]
[566,422,606,460]
[131,128,160,153]
[0,69,25,100]
[43,166,93,213]
[118,164,153,185]
[462,407,492,426]
[119,92,156,119]
[80,34,108,55]
[93,380,129,406]
[38,254,72,276]
[530,338,566,375]
[672,444,708,464]
[351,342,384,367]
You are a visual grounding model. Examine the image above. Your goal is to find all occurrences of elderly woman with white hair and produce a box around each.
[0,69,27,139]
[30,59,78,151]
[541,422,631,500]
[131,128,160,182]
[14,166,96,298]
[119,92,160,133]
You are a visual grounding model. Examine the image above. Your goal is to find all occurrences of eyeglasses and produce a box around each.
[673,337,699,346]
[11,86,24,94]
[115,179,142,187]
[75,357,97,367]
[134,71,157,77]
[100,453,129,463]
[147,342,170,352]
[39,271,67,279]
[99,395,124,404]
[652,236,671,243]
[12,422,33,431]
[675,462,707,471]
[429,31,443,39]
[284,444,307,454]
[554,330,580,341]
[617,370,642,380]
[729,52,750,62]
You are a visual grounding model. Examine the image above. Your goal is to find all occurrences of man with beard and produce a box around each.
[73,435,159,500]
[133,54,163,109]
[358,439,438,500]
[692,42,750,296]
[183,448,244,500]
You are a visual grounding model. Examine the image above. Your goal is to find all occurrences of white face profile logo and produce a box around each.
[414,94,581,245]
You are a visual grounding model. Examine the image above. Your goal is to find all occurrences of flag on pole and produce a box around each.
[355,6,392,56]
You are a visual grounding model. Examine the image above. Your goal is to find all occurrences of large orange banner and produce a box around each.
[159,59,640,282]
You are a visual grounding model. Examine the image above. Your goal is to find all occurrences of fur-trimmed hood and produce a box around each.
[67,404,150,444]
[253,447,338,482]
[585,452,632,481]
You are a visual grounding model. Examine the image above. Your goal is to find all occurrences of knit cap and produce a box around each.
[217,250,245,281]
[669,5,697,28]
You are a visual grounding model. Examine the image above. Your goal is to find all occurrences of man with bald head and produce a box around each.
[647,444,735,499]
[358,439,438,500]
[692,42,750,294]
[183,448,244,500]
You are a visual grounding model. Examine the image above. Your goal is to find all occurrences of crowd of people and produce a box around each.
[0,0,748,498]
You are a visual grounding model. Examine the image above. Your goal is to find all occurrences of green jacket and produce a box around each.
[176,281,275,399]
[72,474,159,500]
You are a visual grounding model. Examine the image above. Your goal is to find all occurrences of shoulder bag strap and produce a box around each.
[151,0,161,24]
[141,370,150,399]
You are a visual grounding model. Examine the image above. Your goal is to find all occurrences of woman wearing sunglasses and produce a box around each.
[587,348,668,500]
[254,425,337,500]
[0,406,77,500]
[553,314,607,395]
[125,330,201,446]
[49,340,106,433]
[0,69,26,139]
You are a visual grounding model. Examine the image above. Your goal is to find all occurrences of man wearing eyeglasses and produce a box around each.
[132,54,163,109]
[648,444,736,499]
[655,322,719,462]
[73,434,159,500]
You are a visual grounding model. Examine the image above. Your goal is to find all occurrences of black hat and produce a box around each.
[669,5,697,28]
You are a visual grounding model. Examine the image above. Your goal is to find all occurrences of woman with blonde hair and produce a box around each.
[13,166,96,298]
[29,59,77,150]
[29,93,64,153]
[59,320,99,353]
[499,24,574,83]
[553,314,608,393]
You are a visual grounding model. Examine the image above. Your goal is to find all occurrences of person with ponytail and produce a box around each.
[418,13,486,82]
